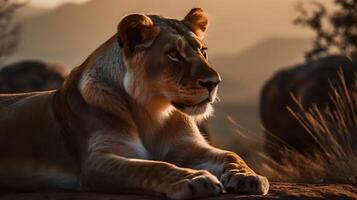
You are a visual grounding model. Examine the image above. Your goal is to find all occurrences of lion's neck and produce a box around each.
[78,35,130,116]
[123,68,175,124]
[78,35,174,126]
[84,35,126,89]
[138,97,175,125]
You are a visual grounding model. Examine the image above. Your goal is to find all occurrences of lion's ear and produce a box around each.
[183,8,208,39]
[117,14,160,55]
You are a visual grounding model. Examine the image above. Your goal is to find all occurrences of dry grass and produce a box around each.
[231,70,357,184]
[258,70,357,184]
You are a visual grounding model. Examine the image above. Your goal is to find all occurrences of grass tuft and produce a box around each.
[257,70,357,184]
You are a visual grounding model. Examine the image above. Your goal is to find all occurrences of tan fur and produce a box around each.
[184,8,208,39]
[0,8,269,199]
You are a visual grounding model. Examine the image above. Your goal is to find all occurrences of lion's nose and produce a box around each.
[198,76,221,93]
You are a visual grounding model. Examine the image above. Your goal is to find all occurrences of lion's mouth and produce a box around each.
[172,98,210,109]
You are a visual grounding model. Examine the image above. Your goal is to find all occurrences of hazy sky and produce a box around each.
[30,0,90,8]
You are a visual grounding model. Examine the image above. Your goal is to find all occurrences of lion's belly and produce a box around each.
[0,92,79,191]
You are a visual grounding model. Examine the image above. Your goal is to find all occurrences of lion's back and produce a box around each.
[0,91,79,191]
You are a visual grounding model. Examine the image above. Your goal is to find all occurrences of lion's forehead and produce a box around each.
[149,15,203,50]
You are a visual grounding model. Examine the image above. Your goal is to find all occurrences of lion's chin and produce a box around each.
[172,100,213,117]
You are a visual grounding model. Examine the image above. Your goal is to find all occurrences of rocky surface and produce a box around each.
[0,182,356,200]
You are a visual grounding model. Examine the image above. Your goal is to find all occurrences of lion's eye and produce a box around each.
[167,50,183,62]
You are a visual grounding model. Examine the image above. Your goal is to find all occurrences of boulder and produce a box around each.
[0,60,68,93]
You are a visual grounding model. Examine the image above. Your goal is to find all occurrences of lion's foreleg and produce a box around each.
[80,152,223,199]
[174,143,270,195]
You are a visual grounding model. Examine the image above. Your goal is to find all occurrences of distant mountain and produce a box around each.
[212,37,312,103]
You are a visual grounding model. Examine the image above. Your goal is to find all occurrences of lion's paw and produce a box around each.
[166,170,224,200]
[220,171,269,195]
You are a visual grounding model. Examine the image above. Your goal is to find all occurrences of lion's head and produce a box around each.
[118,8,221,117]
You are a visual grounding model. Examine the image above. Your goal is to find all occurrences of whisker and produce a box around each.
[216,96,221,103]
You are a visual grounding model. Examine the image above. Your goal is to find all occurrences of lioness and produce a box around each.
[0,8,269,199]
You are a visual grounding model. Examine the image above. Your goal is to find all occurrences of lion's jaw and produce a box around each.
[170,88,217,117]
[124,72,214,121]
[123,56,215,121]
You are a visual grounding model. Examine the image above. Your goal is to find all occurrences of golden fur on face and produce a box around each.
[120,11,221,119]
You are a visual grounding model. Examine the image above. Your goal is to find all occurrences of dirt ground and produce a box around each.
[0,182,356,200]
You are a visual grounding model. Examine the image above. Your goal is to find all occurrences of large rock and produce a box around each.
[0,60,68,93]
[260,55,357,161]
[0,183,355,200]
